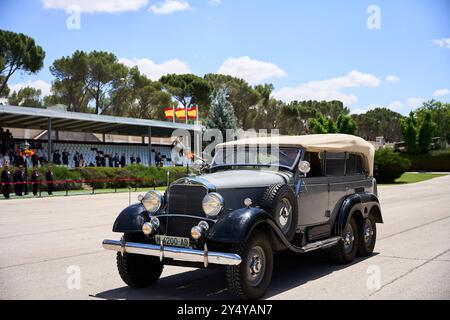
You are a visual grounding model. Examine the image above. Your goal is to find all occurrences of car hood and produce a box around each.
[190,169,292,190]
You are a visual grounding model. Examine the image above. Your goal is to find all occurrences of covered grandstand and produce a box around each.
[0,105,202,167]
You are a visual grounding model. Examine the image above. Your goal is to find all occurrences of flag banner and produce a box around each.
[164,107,174,119]
[175,108,187,120]
[188,107,198,120]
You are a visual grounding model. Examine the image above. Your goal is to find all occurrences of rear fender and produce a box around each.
[334,193,383,236]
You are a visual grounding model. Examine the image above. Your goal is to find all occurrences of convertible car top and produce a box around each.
[218,134,375,176]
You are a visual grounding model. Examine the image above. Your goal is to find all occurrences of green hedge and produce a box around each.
[76,165,187,189]
[401,149,450,172]
[375,148,411,183]
[5,165,188,191]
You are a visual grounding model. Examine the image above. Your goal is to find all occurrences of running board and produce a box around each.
[294,236,342,253]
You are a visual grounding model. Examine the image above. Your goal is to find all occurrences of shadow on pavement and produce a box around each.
[94,251,379,300]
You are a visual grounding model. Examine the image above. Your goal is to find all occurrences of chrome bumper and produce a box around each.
[102,239,241,267]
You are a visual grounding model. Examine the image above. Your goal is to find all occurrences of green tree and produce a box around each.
[309,113,357,134]
[48,50,129,115]
[416,100,450,144]
[0,30,45,97]
[353,108,404,142]
[160,74,211,118]
[400,112,419,154]
[48,50,90,112]
[336,114,357,134]
[86,51,128,115]
[126,67,173,120]
[205,86,240,138]
[417,111,437,154]
[7,86,43,108]
[309,113,330,134]
[204,74,260,128]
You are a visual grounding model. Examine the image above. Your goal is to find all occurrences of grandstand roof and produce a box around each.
[0,105,201,137]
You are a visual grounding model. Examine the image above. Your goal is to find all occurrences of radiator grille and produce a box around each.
[167,184,207,217]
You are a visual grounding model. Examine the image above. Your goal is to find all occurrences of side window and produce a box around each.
[304,152,325,177]
[326,152,346,176]
[346,153,363,175]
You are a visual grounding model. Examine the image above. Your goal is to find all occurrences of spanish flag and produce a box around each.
[24,149,35,157]
[164,107,175,119]
[175,108,187,120]
[188,107,198,120]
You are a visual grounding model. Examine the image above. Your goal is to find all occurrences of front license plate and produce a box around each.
[155,235,190,248]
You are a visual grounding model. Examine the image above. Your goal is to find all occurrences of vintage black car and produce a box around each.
[103,134,383,299]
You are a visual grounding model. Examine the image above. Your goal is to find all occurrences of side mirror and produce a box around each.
[298,161,311,176]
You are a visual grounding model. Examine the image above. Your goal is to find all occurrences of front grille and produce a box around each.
[167,184,207,217]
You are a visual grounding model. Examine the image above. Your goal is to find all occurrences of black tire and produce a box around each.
[331,216,359,264]
[261,184,298,242]
[357,215,377,257]
[226,231,273,300]
[116,234,164,288]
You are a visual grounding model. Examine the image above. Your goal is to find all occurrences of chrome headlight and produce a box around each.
[140,191,164,213]
[202,192,224,217]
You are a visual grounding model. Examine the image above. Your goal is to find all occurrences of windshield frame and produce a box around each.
[210,146,303,172]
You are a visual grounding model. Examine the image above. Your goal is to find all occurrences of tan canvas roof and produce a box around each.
[217,134,375,176]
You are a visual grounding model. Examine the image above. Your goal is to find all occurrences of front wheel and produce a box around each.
[226,231,273,300]
[116,234,164,288]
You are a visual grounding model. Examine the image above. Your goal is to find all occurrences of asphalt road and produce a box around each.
[1,175,449,300]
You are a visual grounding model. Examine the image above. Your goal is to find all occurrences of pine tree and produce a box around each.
[205,86,240,138]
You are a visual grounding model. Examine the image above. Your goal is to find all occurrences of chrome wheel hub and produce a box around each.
[250,256,261,275]
[363,220,374,246]
[246,246,266,287]
[278,198,292,230]
[343,224,355,253]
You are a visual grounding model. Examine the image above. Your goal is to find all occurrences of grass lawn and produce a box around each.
[382,173,448,185]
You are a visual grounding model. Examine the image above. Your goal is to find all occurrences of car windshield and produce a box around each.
[211,146,301,170]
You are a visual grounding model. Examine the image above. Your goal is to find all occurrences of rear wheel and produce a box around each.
[116,234,164,288]
[357,215,377,257]
[226,231,273,300]
[331,216,359,264]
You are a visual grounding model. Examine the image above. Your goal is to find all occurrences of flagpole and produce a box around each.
[197,105,199,126]
[173,104,175,123]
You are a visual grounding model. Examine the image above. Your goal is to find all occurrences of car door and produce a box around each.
[298,152,329,226]
[326,152,349,218]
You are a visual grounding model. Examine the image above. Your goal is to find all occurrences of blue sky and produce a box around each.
[1,0,449,115]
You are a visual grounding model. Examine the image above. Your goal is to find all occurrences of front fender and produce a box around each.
[112,203,149,233]
[208,207,273,244]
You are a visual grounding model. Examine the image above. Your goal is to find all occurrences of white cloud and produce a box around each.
[433,38,450,49]
[119,57,191,80]
[9,80,52,97]
[406,97,425,108]
[41,0,148,13]
[148,0,191,15]
[217,56,287,84]
[273,70,381,106]
[385,75,400,83]
[208,0,222,5]
[433,88,450,97]
[389,100,403,110]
